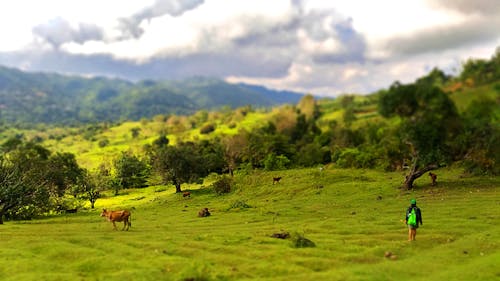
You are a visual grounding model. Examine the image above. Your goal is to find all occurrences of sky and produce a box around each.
[0,0,498,97]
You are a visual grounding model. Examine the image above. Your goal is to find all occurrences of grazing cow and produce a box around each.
[428,172,437,186]
[100,209,131,231]
[273,177,282,184]
[198,207,211,217]
[183,191,191,198]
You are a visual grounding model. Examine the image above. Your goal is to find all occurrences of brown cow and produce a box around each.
[100,209,131,231]
[183,191,191,198]
[428,172,437,186]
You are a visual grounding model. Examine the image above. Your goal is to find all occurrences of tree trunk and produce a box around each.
[175,183,182,193]
[404,164,439,189]
[0,213,3,224]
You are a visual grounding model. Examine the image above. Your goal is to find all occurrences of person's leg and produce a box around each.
[411,228,417,241]
[408,227,412,241]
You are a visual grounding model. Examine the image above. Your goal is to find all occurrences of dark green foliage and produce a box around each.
[459,99,500,175]
[45,152,84,197]
[98,138,109,148]
[152,135,169,148]
[263,154,290,171]
[378,80,461,188]
[295,142,330,167]
[334,148,376,169]
[150,142,205,193]
[113,152,150,191]
[213,175,233,195]
[227,200,251,210]
[199,123,215,134]
[131,127,141,138]
[460,47,500,85]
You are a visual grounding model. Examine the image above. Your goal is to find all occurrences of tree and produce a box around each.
[150,142,205,193]
[379,81,461,189]
[113,152,150,193]
[75,170,107,209]
[0,158,50,224]
[459,99,500,175]
[45,152,84,197]
[222,133,248,176]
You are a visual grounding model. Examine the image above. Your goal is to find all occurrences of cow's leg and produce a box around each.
[112,221,117,230]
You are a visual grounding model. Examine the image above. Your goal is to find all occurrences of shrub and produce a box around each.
[335,148,376,169]
[263,154,290,171]
[228,200,251,210]
[213,175,233,195]
[291,233,316,248]
[200,123,216,134]
[98,138,109,147]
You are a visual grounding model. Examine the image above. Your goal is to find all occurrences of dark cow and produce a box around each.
[198,208,211,217]
[100,209,131,231]
[428,172,437,186]
[273,177,282,184]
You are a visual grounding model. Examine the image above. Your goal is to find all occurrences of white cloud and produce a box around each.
[0,0,498,97]
[61,0,297,62]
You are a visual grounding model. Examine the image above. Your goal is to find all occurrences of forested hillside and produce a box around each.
[0,68,303,125]
[0,49,499,221]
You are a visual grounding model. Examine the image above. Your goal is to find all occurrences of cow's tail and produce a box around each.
[129,213,132,228]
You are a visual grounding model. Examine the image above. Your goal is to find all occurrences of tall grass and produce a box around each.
[0,167,498,280]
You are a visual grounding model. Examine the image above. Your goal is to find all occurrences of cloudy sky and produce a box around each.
[0,0,498,96]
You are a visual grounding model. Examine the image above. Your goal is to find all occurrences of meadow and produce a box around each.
[0,167,498,281]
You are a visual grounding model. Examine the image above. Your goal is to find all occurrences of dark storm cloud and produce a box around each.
[117,0,204,39]
[385,16,500,56]
[0,48,291,81]
[33,17,103,48]
[312,18,366,64]
[380,0,500,57]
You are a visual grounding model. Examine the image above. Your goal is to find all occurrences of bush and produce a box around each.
[291,233,316,248]
[263,154,290,171]
[212,175,233,195]
[335,148,376,169]
[200,123,216,134]
[98,138,109,147]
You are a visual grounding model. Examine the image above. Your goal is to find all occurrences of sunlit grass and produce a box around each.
[1,167,498,280]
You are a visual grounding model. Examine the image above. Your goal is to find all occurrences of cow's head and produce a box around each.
[100,209,108,217]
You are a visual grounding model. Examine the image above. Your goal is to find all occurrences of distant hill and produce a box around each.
[0,66,305,125]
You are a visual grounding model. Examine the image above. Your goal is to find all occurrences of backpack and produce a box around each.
[407,207,417,226]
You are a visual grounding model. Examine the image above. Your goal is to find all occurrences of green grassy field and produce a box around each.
[1,167,498,281]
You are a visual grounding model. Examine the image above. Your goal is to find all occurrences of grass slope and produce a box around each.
[0,167,498,281]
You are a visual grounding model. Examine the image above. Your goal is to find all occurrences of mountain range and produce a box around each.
[0,66,305,125]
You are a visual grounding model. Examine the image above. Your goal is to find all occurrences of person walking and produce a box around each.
[405,199,422,241]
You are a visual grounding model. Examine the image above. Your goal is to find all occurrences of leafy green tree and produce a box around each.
[0,158,50,224]
[152,135,169,148]
[150,142,204,193]
[458,99,500,175]
[131,127,141,138]
[45,152,84,197]
[222,133,248,176]
[75,169,107,209]
[113,152,150,192]
[379,81,461,189]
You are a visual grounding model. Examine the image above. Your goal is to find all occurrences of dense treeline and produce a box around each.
[0,49,499,222]
[0,70,303,125]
